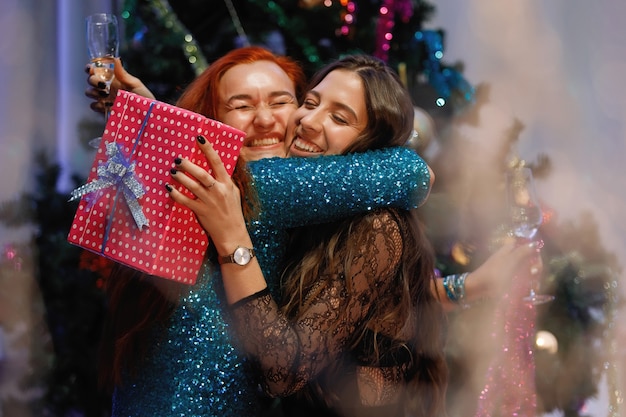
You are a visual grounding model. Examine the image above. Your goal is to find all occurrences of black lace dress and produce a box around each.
[230,209,423,417]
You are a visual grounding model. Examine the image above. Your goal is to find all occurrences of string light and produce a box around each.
[139,0,209,75]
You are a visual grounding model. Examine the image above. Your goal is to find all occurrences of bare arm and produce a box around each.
[433,240,542,311]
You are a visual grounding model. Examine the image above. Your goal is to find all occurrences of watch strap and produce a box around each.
[218,246,255,265]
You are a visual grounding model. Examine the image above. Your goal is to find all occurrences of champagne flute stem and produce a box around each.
[104,101,111,123]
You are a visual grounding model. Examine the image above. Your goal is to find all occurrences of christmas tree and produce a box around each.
[0,153,111,416]
[1,1,620,416]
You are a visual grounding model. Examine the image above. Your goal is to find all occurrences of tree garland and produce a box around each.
[133,0,208,74]
[122,0,208,75]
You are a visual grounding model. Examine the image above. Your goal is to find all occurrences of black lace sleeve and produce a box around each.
[229,210,404,397]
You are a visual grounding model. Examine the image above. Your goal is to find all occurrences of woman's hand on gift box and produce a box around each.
[166,135,249,255]
[84,57,155,113]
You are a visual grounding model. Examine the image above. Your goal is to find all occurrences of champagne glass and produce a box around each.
[505,167,554,304]
[86,13,119,147]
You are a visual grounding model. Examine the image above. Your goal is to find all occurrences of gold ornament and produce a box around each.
[406,107,436,154]
[299,0,325,9]
[451,242,473,266]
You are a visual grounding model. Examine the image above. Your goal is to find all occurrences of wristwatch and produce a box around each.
[218,246,256,266]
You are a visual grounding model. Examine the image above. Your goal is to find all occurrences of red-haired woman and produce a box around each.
[87,47,432,417]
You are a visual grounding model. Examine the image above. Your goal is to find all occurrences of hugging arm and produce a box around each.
[248,146,431,228]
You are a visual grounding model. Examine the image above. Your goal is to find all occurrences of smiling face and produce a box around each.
[217,60,298,161]
[286,69,368,157]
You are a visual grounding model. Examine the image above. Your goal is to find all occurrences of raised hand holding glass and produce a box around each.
[506,167,554,304]
[86,13,119,146]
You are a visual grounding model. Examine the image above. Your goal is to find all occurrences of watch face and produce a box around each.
[233,247,252,265]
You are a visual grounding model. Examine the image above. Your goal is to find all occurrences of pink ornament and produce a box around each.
[3,245,16,261]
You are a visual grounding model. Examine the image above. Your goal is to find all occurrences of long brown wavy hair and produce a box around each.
[280,55,448,417]
[98,46,306,392]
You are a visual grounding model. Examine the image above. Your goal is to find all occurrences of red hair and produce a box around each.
[99,47,306,392]
[176,46,306,118]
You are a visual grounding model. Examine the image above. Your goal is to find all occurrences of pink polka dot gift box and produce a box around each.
[67,90,245,284]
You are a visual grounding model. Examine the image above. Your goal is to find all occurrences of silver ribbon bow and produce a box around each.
[70,142,149,231]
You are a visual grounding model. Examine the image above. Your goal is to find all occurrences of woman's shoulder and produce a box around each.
[355,207,405,231]
[349,209,405,255]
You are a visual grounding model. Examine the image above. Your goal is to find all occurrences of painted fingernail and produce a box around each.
[97,81,107,89]
[170,168,177,175]
[197,135,206,144]
[165,184,172,192]
[174,157,182,165]
[104,102,113,107]
[98,90,109,97]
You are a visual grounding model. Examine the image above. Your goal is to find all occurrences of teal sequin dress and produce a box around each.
[111,147,430,417]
